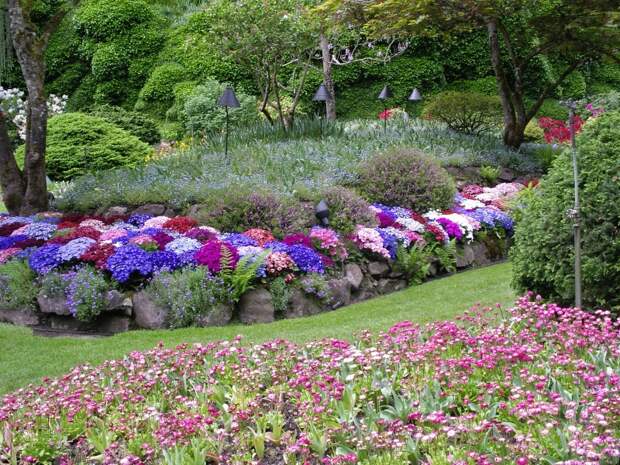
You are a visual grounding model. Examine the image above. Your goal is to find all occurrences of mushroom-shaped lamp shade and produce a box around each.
[313,84,332,102]
[218,87,241,108]
[315,200,330,226]
[408,88,422,102]
[377,85,393,101]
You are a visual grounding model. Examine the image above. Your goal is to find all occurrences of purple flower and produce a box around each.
[283,233,313,248]
[107,244,153,283]
[0,235,29,250]
[377,229,398,260]
[194,240,239,273]
[436,218,463,240]
[28,244,62,274]
[287,244,325,274]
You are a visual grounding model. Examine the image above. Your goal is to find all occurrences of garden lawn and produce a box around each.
[0,262,514,395]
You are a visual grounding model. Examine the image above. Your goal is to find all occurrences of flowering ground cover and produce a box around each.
[1,293,618,464]
[0,183,521,324]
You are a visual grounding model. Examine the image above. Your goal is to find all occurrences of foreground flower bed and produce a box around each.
[0,184,521,331]
[1,295,619,464]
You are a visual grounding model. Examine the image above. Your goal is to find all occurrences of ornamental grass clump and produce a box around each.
[1,295,618,464]
[357,148,456,212]
[0,260,38,310]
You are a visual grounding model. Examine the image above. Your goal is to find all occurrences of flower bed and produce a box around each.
[0,183,523,332]
[1,295,619,464]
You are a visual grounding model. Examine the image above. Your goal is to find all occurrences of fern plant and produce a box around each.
[220,252,267,302]
[426,239,457,274]
[395,244,431,285]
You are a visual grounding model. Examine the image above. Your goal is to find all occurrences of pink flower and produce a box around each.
[244,228,275,247]
[265,252,295,275]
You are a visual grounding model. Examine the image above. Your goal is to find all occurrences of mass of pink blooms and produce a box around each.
[1,294,618,464]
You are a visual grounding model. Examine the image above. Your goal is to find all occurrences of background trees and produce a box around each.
[321,0,620,147]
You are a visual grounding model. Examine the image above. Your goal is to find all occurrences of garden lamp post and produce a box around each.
[408,88,422,120]
[563,99,582,308]
[313,83,332,137]
[315,200,330,226]
[378,85,393,134]
[217,87,241,161]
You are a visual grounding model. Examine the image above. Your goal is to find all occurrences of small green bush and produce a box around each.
[145,268,230,328]
[536,99,569,121]
[357,148,456,212]
[511,111,620,312]
[523,119,545,143]
[0,261,38,311]
[17,113,151,181]
[422,91,503,135]
[88,105,161,144]
[138,63,187,104]
[190,189,313,237]
[314,186,377,234]
[181,79,258,136]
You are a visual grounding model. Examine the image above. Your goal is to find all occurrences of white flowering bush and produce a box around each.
[0,86,68,140]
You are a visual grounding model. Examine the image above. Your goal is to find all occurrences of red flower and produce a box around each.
[163,216,198,233]
[378,109,394,120]
[538,116,583,144]
[81,243,116,270]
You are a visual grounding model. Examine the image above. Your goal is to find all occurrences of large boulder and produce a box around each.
[327,278,351,309]
[285,289,323,319]
[131,204,167,217]
[238,288,275,324]
[377,279,408,295]
[37,293,71,316]
[196,304,233,327]
[0,308,39,326]
[344,263,364,290]
[471,242,492,266]
[456,244,475,268]
[368,261,390,278]
[132,291,168,329]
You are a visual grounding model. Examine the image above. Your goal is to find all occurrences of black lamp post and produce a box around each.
[378,85,393,134]
[315,199,330,226]
[408,88,423,119]
[313,83,332,137]
[217,87,241,161]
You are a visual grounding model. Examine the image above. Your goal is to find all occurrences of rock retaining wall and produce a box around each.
[0,238,510,336]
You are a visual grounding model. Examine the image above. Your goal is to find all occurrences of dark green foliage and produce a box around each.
[0,261,38,311]
[422,91,503,135]
[88,105,161,144]
[357,148,456,212]
[314,186,377,234]
[269,277,291,315]
[69,0,165,107]
[511,111,620,312]
[191,190,314,237]
[16,113,151,181]
[535,99,569,121]
[395,244,431,285]
[446,77,498,96]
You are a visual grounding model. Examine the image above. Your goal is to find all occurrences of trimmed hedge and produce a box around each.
[511,111,620,312]
[17,113,152,181]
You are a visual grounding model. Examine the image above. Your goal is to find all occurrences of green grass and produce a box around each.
[0,262,515,395]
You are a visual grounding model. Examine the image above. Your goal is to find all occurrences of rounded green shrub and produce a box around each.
[88,105,161,144]
[139,63,187,104]
[357,148,456,212]
[74,0,156,39]
[511,111,620,312]
[190,189,313,237]
[422,91,503,135]
[536,99,569,121]
[17,113,151,181]
[181,79,258,136]
[0,260,38,311]
[523,119,545,143]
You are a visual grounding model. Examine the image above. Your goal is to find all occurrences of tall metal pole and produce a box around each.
[383,103,387,135]
[568,103,582,308]
[224,106,229,162]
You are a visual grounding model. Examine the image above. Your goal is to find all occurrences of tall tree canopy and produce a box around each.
[0,0,77,214]
[320,0,620,147]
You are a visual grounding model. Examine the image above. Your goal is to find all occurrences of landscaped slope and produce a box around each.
[2,289,618,464]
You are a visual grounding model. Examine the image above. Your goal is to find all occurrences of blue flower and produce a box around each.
[221,233,258,248]
[58,238,97,262]
[263,241,290,253]
[150,250,182,273]
[0,235,29,250]
[127,214,152,227]
[287,244,325,274]
[28,244,62,274]
[107,244,153,283]
[165,237,202,255]
[377,229,398,260]
[23,222,58,240]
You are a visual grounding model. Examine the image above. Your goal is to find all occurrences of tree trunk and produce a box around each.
[0,111,26,215]
[7,0,49,213]
[319,33,336,120]
[487,20,526,148]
